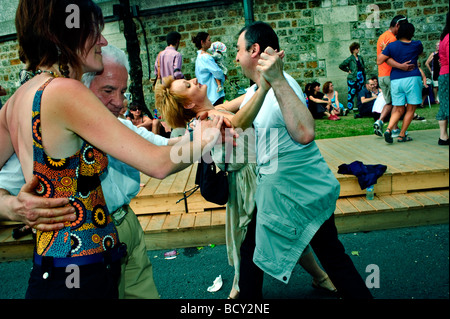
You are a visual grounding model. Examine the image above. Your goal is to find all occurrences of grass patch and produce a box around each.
[314,104,440,140]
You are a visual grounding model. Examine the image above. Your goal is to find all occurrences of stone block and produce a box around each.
[102,21,121,36]
[314,6,358,25]
[323,23,351,42]
[324,59,348,79]
[316,40,354,61]
[104,33,127,51]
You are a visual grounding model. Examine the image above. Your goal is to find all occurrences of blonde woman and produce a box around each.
[155,74,337,298]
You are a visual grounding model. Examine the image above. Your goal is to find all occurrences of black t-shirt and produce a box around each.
[308,92,327,119]
[357,87,375,116]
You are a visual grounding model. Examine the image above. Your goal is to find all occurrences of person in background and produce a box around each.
[378,22,423,143]
[126,101,153,130]
[372,15,409,138]
[418,61,430,109]
[208,41,229,86]
[306,82,340,120]
[322,81,344,116]
[192,32,226,105]
[154,31,184,85]
[436,12,449,145]
[425,41,440,104]
[355,78,378,119]
[339,42,366,114]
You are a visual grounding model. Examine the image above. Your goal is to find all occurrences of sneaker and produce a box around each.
[342,108,349,116]
[438,138,449,145]
[373,120,383,137]
[413,115,426,121]
[391,129,400,138]
[391,129,408,138]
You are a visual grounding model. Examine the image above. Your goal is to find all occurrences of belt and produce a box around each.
[111,205,129,226]
[33,243,127,268]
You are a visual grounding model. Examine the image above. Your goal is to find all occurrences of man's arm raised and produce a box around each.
[258,47,315,144]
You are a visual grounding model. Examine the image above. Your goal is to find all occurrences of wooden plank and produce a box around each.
[162,214,181,231]
[317,148,345,173]
[392,171,449,194]
[335,205,449,234]
[145,214,167,232]
[410,144,449,170]
[211,209,227,226]
[140,173,152,187]
[406,192,440,207]
[185,164,198,191]
[348,196,377,214]
[435,189,449,199]
[194,211,212,228]
[143,227,226,251]
[335,198,359,215]
[320,135,399,173]
[334,205,343,215]
[421,191,449,205]
[0,228,13,243]
[153,174,177,196]
[379,195,409,210]
[392,194,423,209]
[364,196,393,212]
[137,215,152,231]
[138,177,161,197]
[178,213,196,229]
[130,192,223,215]
[169,166,192,194]
[0,241,34,262]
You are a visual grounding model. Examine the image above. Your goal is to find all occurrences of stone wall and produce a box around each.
[0,0,448,109]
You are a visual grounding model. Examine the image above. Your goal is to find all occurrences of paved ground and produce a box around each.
[0,224,448,305]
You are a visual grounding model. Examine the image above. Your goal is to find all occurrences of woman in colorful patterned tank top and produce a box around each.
[0,0,229,299]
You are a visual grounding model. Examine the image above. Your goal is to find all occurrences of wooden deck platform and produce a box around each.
[1,129,448,261]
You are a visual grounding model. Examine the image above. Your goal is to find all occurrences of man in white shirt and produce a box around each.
[0,45,177,299]
[236,22,372,299]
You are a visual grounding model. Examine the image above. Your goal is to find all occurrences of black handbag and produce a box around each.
[195,154,229,205]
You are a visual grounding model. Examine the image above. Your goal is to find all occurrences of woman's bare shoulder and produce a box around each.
[45,78,95,106]
[47,77,89,93]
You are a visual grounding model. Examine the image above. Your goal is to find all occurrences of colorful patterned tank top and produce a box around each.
[32,78,119,258]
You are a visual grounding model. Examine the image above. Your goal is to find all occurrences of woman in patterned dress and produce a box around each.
[0,0,227,299]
